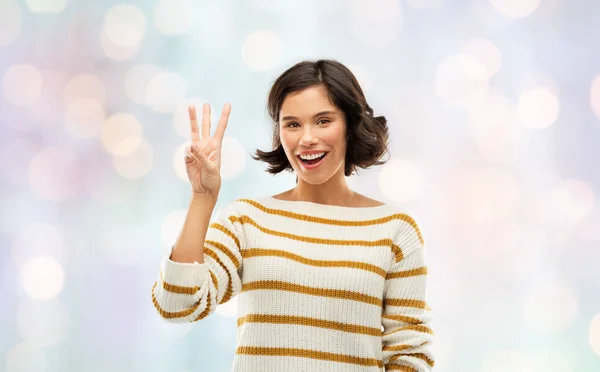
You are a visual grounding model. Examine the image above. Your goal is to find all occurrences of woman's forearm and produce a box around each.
[169,193,218,264]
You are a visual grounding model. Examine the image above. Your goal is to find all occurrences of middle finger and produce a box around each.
[202,103,211,138]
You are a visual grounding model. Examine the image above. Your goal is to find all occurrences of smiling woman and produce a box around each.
[152,58,435,372]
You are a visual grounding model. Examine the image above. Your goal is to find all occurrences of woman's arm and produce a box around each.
[382,216,435,371]
[170,193,218,264]
[152,200,244,323]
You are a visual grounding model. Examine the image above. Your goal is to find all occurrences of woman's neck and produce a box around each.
[288,177,356,207]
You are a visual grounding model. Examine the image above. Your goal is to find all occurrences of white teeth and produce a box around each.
[299,152,325,160]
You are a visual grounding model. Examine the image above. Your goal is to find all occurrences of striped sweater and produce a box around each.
[152,196,435,372]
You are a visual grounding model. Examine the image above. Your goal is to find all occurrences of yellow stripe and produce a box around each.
[209,222,240,249]
[193,289,212,322]
[387,266,428,279]
[203,247,235,304]
[205,239,240,268]
[236,346,384,368]
[412,352,435,367]
[390,353,434,367]
[243,248,387,278]
[382,314,422,324]
[382,344,413,352]
[384,298,427,309]
[242,280,382,306]
[159,271,200,295]
[383,324,434,337]
[385,364,418,371]
[238,198,424,245]
[151,281,202,319]
[237,314,382,336]
[231,214,404,262]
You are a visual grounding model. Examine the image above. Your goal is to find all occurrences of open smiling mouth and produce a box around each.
[297,152,328,168]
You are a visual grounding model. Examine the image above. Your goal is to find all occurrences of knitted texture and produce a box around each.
[152,196,435,371]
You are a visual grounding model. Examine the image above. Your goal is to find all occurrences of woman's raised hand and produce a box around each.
[184,102,231,196]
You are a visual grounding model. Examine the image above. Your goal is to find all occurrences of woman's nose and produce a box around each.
[299,127,318,145]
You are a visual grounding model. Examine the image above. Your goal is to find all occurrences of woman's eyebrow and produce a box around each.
[281,110,336,121]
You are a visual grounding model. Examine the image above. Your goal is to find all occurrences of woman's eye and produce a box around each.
[317,119,330,125]
[288,122,299,127]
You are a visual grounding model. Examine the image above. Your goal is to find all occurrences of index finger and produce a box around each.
[188,105,200,142]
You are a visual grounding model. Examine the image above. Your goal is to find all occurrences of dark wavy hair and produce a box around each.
[251,59,390,177]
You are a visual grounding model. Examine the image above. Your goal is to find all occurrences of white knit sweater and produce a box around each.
[152,196,435,372]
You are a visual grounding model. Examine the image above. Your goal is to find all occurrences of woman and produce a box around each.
[152,59,435,371]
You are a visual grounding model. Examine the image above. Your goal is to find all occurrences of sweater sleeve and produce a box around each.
[382,216,435,371]
[151,201,244,323]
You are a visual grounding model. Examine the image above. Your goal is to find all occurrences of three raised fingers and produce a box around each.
[188,102,231,141]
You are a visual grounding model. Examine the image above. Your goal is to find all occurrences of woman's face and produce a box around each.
[278,85,347,185]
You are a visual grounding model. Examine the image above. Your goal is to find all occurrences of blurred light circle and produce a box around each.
[407,0,445,8]
[173,98,209,139]
[461,38,501,78]
[64,98,106,139]
[161,209,187,248]
[103,4,146,47]
[522,280,578,334]
[154,0,193,35]
[590,74,600,120]
[435,53,489,109]
[461,168,520,223]
[100,29,141,61]
[173,142,189,182]
[17,298,68,348]
[2,64,42,106]
[481,350,534,372]
[522,180,595,231]
[242,30,283,71]
[559,180,596,224]
[25,0,67,13]
[65,74,106,104]
[468,93,529,163]
[6,342,46,372]
[146,72,187,113]
[27,70,67,128]
[101,113,143,156]
[12,223,67,268]
[378,158,423,202]
[0,0,22,47]
[518,88,559,129]
[112,138,154,179]
[575,206,600,243]
[221,136,246,179]
[28,146,80,201]
[125,64,162,104]
[20,256,65,300]
[489,0,540,18]
[590,312,600,357]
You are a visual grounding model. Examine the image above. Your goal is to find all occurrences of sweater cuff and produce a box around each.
[161,256,208,288]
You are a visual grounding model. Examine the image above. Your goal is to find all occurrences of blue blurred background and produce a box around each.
[1,0,599,371]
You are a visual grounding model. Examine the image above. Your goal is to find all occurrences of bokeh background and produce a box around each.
[1,0,599,371]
